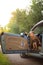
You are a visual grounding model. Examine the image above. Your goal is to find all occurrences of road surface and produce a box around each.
[0,46,43,65]
[7,54,43,65]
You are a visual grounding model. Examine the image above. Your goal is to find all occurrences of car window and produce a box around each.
[33,26,43,34]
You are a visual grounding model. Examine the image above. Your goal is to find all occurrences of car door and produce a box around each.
[1,32,29,54]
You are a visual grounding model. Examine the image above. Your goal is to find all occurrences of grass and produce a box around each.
[0,53,11,65]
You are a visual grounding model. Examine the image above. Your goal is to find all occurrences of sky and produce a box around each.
[0,0,31,27]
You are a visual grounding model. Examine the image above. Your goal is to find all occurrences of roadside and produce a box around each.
[0,46,11,65]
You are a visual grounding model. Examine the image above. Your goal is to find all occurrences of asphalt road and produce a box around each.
[0,46,43,65]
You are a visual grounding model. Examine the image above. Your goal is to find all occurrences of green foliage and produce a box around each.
[16,9,29,32]
[0,53,11,65]
[6,0,43,33]
[31,0,43,23]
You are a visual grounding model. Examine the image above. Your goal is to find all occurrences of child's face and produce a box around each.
[30,32,34,37]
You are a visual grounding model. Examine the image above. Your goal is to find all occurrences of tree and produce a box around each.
[7,9,29,33]
[29,0,43,23]
[6,0,43,33]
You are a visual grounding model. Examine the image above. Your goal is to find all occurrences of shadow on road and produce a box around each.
[23,56,43,65]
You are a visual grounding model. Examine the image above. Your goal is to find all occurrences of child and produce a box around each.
[29,31,41,51]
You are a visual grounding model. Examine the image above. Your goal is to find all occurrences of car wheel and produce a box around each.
[20,53,28,58]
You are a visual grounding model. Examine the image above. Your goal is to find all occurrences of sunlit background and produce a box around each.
[0,0,31,27]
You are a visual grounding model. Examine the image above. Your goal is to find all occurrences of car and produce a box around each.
[20,20,43,58]
[1,20,43,58]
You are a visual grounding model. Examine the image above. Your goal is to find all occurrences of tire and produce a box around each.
[20,53,28,58]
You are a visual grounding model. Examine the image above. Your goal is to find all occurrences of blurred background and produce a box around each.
[0,0,43,34]
[0,0,43,65]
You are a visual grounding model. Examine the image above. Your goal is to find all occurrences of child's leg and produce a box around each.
[33,42,37,50]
